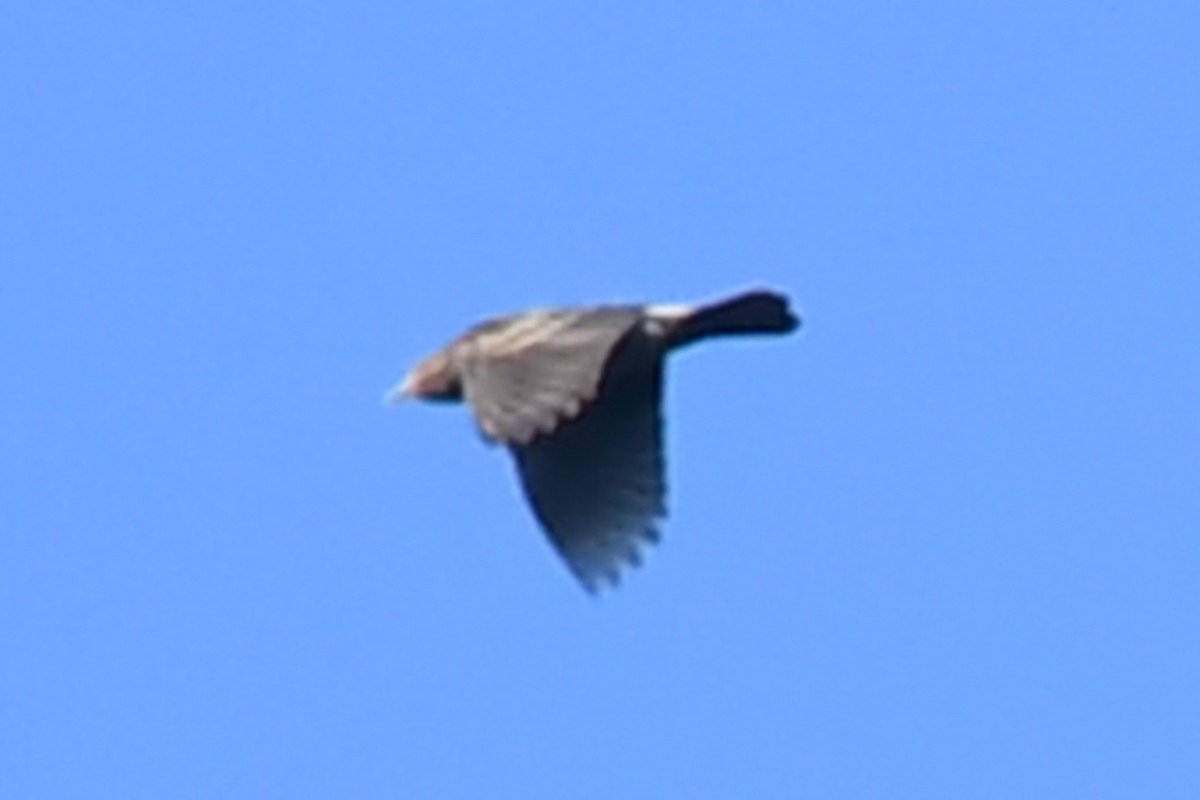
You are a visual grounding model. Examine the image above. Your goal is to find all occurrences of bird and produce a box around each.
[388,288,800,592]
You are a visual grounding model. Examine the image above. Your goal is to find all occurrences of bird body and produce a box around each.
[391,288,799,592]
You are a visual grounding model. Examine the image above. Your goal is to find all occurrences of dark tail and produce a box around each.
[666,290,800,350]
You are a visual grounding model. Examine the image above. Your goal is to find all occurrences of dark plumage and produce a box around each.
[389,288,800,592]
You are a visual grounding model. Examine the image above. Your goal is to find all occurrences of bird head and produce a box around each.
[388,350,463,403]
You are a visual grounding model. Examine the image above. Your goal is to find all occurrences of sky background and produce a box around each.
[4,3,1198,798]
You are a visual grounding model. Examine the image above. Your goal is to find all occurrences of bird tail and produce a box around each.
[666,290,800,350]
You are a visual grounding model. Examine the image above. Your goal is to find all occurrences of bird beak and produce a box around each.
[383,374,416,405]
[385,353,459,404]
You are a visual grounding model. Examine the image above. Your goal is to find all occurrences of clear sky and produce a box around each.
[4,3,1198,798]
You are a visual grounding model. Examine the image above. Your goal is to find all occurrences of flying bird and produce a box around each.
[389,288,800,592]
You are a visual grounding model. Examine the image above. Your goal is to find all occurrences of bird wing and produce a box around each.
[508,331,668,592]
[457,308,642,444]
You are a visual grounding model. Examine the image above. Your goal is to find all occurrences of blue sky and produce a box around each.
[4,3,1198,797]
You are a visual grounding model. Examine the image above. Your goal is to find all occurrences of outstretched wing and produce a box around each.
[458,307,642,444]
[508,331,668,592]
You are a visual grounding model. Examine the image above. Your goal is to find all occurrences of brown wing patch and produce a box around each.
[458,308,642,445]
[508,330,667,592]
